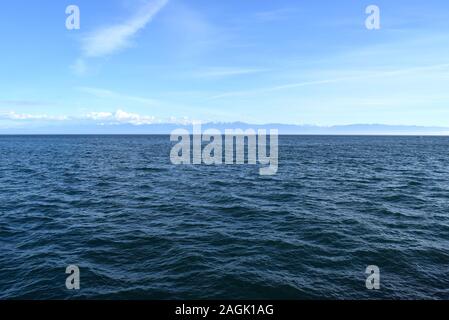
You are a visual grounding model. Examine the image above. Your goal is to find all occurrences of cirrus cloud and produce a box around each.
[81,0,169,58]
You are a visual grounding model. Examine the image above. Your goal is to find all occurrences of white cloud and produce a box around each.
[81,0,169,58]
[84,109,192,125]
[113,109,156,125]
[1,109,197,126]
[84,111,113,121]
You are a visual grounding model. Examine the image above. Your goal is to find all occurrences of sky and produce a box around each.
[1,0,449,131]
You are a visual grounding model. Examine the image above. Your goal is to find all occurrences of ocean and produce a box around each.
[0,135,448,299]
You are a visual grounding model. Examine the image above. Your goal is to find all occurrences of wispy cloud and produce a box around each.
[254,8,299,22]
[190,67,268,79]
[0,100,50,107]
[76,86,159,106]
[0,111,68,121]
[71,0,168,75]
[209,63,449,100]
[81,0,169,58]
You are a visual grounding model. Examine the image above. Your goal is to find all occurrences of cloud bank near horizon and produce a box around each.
[2,109,449,136]
[0,109,193,126]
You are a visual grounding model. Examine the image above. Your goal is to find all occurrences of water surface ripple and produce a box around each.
[0,135,448,299]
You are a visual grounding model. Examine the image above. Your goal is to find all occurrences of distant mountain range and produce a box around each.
[2,122,449,135]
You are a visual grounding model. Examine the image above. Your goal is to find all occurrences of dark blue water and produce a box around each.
[0,135,448,299]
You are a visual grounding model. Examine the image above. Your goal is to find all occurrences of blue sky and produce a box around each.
[1,0,449,131]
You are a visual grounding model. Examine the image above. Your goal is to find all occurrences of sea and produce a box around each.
[0,135,448,299]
